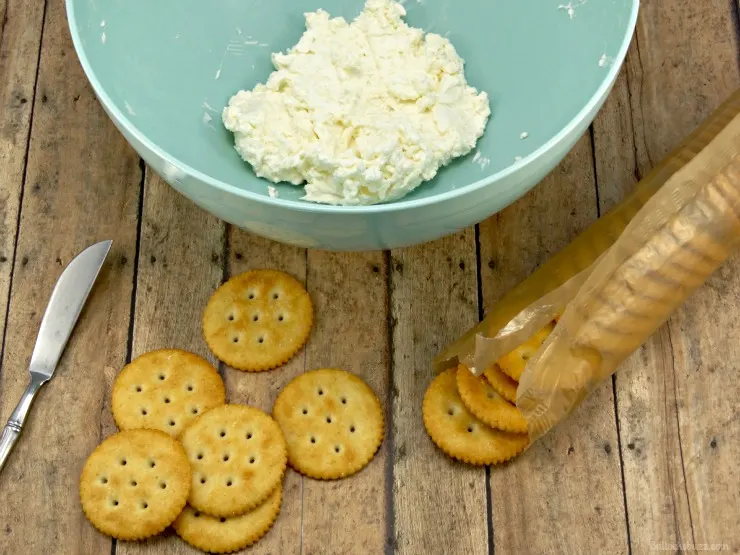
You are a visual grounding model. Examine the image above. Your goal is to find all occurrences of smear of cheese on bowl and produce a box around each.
[222,0,490,206]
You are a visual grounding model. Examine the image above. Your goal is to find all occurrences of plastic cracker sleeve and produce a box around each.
[434,89,740,443]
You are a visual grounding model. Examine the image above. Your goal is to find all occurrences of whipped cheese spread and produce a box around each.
[222,0,490,205]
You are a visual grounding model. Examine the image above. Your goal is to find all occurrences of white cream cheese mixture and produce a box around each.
[222,0,490,205]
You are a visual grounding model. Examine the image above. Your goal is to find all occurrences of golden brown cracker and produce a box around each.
[202,270,312,371]
[498,321,556,381]
[111,349,226,438]
[483,364,518,404]
[423,369,529,465]
[173,486,282,553]
[456,365,527,434]
[79,429,191,540]
[272,369,384,480]
[179,404,287,517]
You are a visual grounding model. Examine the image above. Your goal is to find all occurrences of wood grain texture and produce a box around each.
[301,250,389,555]
[0,0,45,364]
[0,0,141,553]
[116,172,224,555]
[391,231,486,555]
[225,229,306,555]
[593,2,740,552]
[479,136,630,554]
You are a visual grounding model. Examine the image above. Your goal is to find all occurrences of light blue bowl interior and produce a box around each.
[70,0,634,205]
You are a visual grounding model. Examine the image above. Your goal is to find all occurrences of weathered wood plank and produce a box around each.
[116,172,225,555]
[593,1,740,551]
[224,229,306,554]
[301,250,389,555]
[480,136,629,554]
[0,0,45,365]
[391,231,486,555]
[0,0,141,552]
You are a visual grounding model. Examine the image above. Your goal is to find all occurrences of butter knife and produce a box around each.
[0,240,112,474]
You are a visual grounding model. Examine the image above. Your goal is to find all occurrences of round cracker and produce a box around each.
[498,321,555,381]
[483,364,518,404]
[423,369,529,465]
[173,486,282,553]
[272,369,384,480]
[202,270,313,371]
[112,349,226,438]
[79,429,191,540]
[456,365,528,434]
[179,404,287,517]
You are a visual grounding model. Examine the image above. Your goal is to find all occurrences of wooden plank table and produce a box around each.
[1,1,739,553]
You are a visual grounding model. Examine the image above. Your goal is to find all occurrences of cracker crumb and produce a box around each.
[268,186,279,198]
[520,132,528,140]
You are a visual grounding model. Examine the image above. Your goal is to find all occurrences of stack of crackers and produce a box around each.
[79,270,384,553]
[422,320,557,465]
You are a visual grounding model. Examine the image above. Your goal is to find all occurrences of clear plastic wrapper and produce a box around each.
[435,90,740,443]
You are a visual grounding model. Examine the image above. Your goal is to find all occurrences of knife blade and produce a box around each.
[0,240,112,474]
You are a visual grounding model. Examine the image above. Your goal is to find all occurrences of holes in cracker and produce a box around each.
[200,477,207,484]
[310,436,317,444]
[130,480,138,487]
[228,313,235,322]
[120,459,127,466]
[158,373,166,381]
[350,425,356,433]
[194,511,201,518]
[334,445,342,454]
[112,499,119,507]
[271,292,280,300]
[219,430,227,438]
[141,501,149,510]
[191,407,199,415]
[252,313,260,322]
[100,477,108,485]
[247,290,256,300]
[226,479,233,487]
[325,416,332,424]
[222,453,230,462]
[219,517,227,523]
[141,408,148,416]
[164,397,171,404]
[257,336,265,344]
[232,336,239,344]
[197,452,204,460]
[301,408,308,415]
[341,397,347,405]
[317,388,324,396]
[168,419,176,427]
[246,431,253,440]
[277,314,285,322]
[149,460,156,468]
[467,425,475,433]
[160,482,167,489]
[186,384,194,392]
[135,386,143,393]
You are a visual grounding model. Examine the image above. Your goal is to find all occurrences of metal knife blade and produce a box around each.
[28,240,112,379]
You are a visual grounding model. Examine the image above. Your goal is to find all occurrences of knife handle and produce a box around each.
[0,374,46,474]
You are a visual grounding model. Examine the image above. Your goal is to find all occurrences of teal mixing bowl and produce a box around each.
[66,0,638,251]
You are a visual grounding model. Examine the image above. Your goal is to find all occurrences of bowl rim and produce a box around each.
[66,0,639,214]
